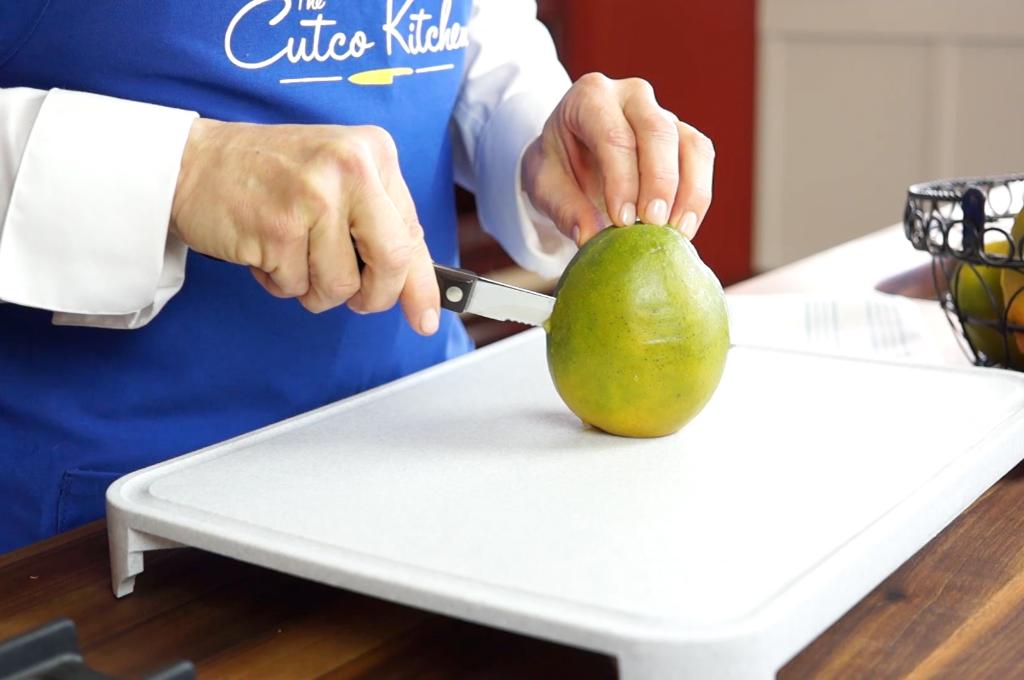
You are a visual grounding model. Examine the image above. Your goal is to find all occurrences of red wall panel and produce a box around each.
[539,0,755,284]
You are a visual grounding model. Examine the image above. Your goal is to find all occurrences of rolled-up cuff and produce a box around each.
[474,91,576,280]
[0,88,196,326]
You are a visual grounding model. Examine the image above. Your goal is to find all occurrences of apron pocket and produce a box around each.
[56,467,124,533]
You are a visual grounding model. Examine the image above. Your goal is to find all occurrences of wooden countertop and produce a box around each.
[4,225,1024,679]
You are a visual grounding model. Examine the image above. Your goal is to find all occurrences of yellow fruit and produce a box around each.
[1001,208,1024,353]
[545,224,730,438]
[953,240,1023,368]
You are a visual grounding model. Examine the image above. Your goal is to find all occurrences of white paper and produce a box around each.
[726,293,946,363]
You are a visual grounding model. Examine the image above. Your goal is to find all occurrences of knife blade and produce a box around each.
[434,263,554,327]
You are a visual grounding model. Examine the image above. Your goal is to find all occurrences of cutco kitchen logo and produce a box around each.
[224,0,468,85]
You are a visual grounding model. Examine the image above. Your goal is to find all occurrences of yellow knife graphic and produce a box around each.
[348,67,414,85]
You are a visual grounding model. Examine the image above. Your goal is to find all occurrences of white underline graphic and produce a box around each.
[415,64,455,74]
[279,66,453,84]
[279,76,345,84]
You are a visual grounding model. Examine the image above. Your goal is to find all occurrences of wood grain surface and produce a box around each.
[779,462,1024,679]
[0,524,617,679]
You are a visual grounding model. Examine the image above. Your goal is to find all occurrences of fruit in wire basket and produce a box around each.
[953,240,1024,368]
[1001,208,1024,353]
[545,223,729,438]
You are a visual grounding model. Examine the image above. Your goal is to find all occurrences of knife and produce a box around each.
[434,263,555,327]
[202,250,554,325]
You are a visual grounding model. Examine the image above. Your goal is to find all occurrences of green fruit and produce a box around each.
[545,224,730,438]
[953,240,1023,368]
[1001,208,1024,355]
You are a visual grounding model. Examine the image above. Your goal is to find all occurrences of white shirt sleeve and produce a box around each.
[0,87,197,329]
[451,0,576,279]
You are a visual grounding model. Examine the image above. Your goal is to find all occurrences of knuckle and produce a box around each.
[407,220,426,242]
[690,131,716,160]
[359,124,391,144]
[359,124,398,159]
[263,210,306,246]
[300,295,329,314]
[286,271,310,294]
[627,77,655,98]
[318,137,374,178]
[324,277,360,302]
[647,167,679,187]
[277,277,307,298]
[576,72,611,96]
[567,79,616,136]
[313,134,346,162]
[377,240,415,272]
[358,288,399,313]
[296,174,331,214]
[640,111,678,140]
[341,144,375,176]
[234,241,263,268]
[603,124,637,154]
[690,186,713,211]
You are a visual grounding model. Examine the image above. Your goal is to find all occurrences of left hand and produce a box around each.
[521,73,715,246]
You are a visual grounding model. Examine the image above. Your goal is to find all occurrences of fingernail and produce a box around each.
[680,211,698,239]
[645,198,669,225]
[570,225,580,245]
[420,308,439,335]
[619,202,637,226]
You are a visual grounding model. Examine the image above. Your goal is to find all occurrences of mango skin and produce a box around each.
[1001,208,1024,354]
[953,240,1024,368]
[545,224,730,438]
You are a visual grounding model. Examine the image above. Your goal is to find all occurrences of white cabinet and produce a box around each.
[756,0,1024,270]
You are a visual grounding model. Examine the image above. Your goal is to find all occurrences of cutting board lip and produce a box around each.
[107,331,1024,648]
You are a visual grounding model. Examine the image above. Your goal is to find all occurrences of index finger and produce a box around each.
[564,77,640,227]
[383,173,439,336]
[622,88,679,227]
[347,175,417,316]
[669,122,715,239]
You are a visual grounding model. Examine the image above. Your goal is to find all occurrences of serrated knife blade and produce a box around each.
[434,264,554,327]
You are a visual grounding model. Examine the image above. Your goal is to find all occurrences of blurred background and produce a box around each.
[459,0,1024,345]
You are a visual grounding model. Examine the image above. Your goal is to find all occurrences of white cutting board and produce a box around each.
[107,329,1024,679]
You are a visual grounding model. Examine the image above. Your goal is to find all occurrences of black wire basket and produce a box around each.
[904,173,1024,370]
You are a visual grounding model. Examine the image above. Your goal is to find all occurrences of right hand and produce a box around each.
[169,119,440,336]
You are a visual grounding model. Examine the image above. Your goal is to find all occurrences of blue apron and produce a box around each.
[0,0,474,552]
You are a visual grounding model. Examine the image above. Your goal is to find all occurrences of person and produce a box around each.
[0,1,715,553]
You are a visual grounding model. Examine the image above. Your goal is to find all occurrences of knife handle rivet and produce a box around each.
[445,286,464,304]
